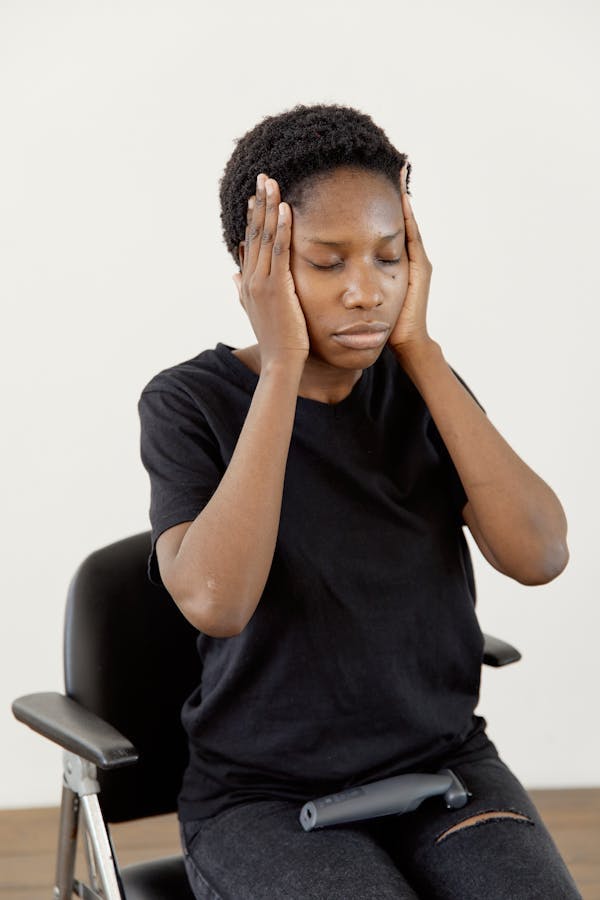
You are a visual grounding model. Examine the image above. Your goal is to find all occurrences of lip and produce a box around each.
[331,321,389,350]
[334,322,390,335]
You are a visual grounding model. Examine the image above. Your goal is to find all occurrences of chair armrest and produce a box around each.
[482,634,522,667]
[12,691,139,770]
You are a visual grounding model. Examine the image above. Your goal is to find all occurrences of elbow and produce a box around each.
[514,539,570,586]
[178,594,244,638]
[159,552,250,637]
[176,582,249,638]
[197,617,244,639]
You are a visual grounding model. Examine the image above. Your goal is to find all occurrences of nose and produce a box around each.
[341,266,383,310]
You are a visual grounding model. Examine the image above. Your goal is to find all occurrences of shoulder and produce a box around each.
[374,348,484,414]
[140,345,224,397]
[138,344,257,447]
[139,343,255,410]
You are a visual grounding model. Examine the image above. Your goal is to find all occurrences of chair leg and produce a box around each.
[54,784,79,900]
[82,822,102,895]
[60,751,124,900]
[79,794,122,899]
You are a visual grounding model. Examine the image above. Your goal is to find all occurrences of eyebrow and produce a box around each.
[305,227,404,247]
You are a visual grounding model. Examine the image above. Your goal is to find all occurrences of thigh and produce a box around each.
[370,756,582,900]
[180,798,420,900]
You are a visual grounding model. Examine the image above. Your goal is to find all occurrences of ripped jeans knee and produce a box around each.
[434,808,535,845]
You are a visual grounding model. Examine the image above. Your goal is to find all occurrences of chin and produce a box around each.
[310,340,389,369]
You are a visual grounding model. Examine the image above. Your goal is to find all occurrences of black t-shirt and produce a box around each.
[138,342,499,822]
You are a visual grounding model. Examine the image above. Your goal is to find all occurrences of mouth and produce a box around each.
[332,322,389,350]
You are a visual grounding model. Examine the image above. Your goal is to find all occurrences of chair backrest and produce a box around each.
[64,531,201,823]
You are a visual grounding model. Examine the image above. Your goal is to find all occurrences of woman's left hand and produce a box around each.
[387,164,434,357]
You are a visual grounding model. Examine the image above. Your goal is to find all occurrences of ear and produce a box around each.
[232,271,242,304]
[238,241,246,271]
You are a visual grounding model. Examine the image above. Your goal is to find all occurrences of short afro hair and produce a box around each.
[219,103,410,269]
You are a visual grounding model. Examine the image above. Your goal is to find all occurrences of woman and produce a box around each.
[138,104,580,899]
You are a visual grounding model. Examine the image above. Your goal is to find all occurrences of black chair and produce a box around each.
[12,532,521,900]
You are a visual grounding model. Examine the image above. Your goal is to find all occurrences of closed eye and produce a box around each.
[311,258,402,271]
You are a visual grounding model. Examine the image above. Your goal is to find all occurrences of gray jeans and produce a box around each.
[180,756,582,899]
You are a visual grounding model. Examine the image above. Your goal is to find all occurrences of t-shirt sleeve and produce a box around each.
[427,367,486,521]
[138,384,224,586]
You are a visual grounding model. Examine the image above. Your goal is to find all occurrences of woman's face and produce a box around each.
[289,166,409,370]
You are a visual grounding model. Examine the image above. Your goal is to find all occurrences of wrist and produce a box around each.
[391,337,442,371]
[259,353,306,382]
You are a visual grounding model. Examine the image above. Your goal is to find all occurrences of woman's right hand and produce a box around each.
[233,173,310,367]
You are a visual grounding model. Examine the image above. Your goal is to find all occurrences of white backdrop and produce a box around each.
[2,0,598,808]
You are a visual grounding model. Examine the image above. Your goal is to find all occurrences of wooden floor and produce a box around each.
[1,789,598,898]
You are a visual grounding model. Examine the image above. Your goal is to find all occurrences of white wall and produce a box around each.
[2,0,598,808]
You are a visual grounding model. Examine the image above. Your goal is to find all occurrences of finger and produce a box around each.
[240,199,253,274]
[270,199,292,279]
[402,191,426,253]
[400,161,408,194]
[255,177,280,277]
[246,173,267,273]
[239,195,255,272]
[402,193,432,274]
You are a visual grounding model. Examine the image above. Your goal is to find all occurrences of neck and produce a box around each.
[296,354,363,404]
[233,344,363,404]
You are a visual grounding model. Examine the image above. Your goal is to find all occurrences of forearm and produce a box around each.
[395,339,569,583]
[173,357,303,636]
